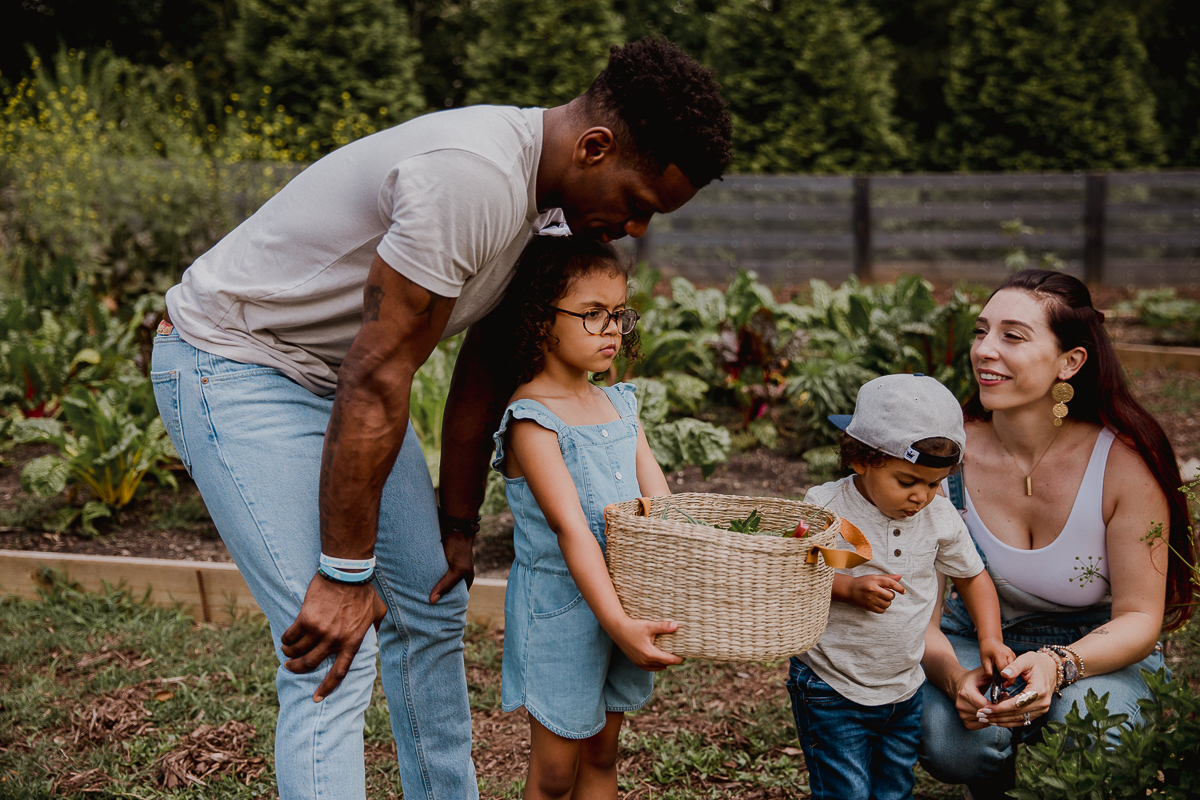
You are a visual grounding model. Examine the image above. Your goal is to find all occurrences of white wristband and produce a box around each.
[319,553,376,571]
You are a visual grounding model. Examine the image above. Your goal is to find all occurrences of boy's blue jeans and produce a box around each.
[787,659,923,800]
[151,333,478,800]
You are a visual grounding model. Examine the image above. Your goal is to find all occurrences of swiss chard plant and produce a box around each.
[0,256,158,419]
[635,377,731,479]
[14,378,177,534]
[786,275,982,444]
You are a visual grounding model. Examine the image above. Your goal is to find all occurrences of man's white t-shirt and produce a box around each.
[166,105,556,395]
[800,475,985,705]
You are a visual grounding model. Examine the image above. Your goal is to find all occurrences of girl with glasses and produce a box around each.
[488,234,678,799]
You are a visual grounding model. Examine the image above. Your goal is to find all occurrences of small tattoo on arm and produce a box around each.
[1093,626,1110,635]
[364,284,384,322]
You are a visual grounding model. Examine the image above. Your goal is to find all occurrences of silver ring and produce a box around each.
[1022,712,1031,726]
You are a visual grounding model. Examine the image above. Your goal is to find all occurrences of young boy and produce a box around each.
[788,374,1013,800]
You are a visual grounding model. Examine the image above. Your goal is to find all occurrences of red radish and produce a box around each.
[792,519,811,538]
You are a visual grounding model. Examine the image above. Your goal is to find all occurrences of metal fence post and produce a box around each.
[853,176,872,281]
[1084,174,1107,286]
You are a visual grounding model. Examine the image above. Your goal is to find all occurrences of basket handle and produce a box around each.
[806,517,872,569]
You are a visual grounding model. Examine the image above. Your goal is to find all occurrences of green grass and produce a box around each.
[4,575,1199,799]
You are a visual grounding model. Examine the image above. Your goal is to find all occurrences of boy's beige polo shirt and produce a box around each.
[800,475,984,706]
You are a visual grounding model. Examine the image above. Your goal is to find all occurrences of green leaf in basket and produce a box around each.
[726,509,763,533]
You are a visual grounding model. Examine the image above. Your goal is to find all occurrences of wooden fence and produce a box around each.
[629,171,1200,288]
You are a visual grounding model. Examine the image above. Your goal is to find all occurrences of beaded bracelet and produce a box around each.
[1037,646,1065,697]
[1052,645,1084,688]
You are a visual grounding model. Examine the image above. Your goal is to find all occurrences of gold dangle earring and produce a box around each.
[1052,380,1073,426]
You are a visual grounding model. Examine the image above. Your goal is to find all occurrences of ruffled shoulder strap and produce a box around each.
[602,382,640,423]
[491,399,566,473]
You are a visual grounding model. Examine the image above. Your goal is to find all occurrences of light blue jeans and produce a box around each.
[918,596,1165,800]
[151,333,477,800]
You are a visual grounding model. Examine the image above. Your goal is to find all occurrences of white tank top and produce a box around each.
[963,428,1115,607]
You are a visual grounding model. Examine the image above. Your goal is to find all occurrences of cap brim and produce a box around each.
[827,414,854,432]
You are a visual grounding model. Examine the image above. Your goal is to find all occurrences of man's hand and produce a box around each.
[280,575,388,702]
[845,574,905,613]
[430,531,476,603]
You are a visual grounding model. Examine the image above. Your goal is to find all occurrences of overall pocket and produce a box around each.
[530,569,585,619]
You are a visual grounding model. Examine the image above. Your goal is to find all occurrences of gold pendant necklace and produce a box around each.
[993,424,1064,497]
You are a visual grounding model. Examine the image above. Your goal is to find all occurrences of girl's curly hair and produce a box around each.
[492,235,640,386]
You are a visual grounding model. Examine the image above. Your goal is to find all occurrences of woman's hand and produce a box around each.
[610,617,685,671]
[976,650,1058,728]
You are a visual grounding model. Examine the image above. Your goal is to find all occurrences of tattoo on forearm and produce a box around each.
[364,284,384,322]
[1093,626,1110,635]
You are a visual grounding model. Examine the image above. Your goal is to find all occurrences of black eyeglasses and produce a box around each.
[548,306,641,335]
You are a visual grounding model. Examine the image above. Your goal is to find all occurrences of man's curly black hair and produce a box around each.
[583,38,733,188]
[490,235,641,387]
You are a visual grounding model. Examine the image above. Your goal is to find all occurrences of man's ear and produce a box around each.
[573,127,616,168]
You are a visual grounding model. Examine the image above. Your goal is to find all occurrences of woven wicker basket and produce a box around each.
[603,493,865,663]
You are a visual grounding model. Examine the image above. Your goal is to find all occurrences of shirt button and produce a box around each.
[602,429,609,437]
[615,472,622,480]
[893,529,901,536]
[894,549,902,557]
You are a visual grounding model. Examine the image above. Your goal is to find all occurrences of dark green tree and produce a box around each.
[706,0,910,174]
[233,0,425,153]
[464,0,623,108]
[865,0,960,168]
[398,0,486,111]
[934,0,1164,170]
[612,0,720,61]
[1136,0,1200,166]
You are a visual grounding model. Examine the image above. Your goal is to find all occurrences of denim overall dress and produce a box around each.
[492,382,654,739]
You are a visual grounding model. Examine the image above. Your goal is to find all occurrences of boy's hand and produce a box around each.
[611,617,685,671]
[846,574,905,613]
[978,636,1015,677]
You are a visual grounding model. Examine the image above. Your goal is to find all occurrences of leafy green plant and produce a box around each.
[0,284,154,419]
[786,275,982,445]
[636,377,732,479]
[409,335,463,488]
[711,270,808,443]
[14,379,177,532]
[1011,669,1200,800]
[1116,288,1200,346]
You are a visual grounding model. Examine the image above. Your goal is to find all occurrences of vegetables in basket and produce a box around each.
[666,506,811,538]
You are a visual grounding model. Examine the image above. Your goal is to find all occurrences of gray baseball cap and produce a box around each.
[828,374,965,468]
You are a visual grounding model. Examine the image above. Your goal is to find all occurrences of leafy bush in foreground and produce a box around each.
[1012,668,1199,800]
